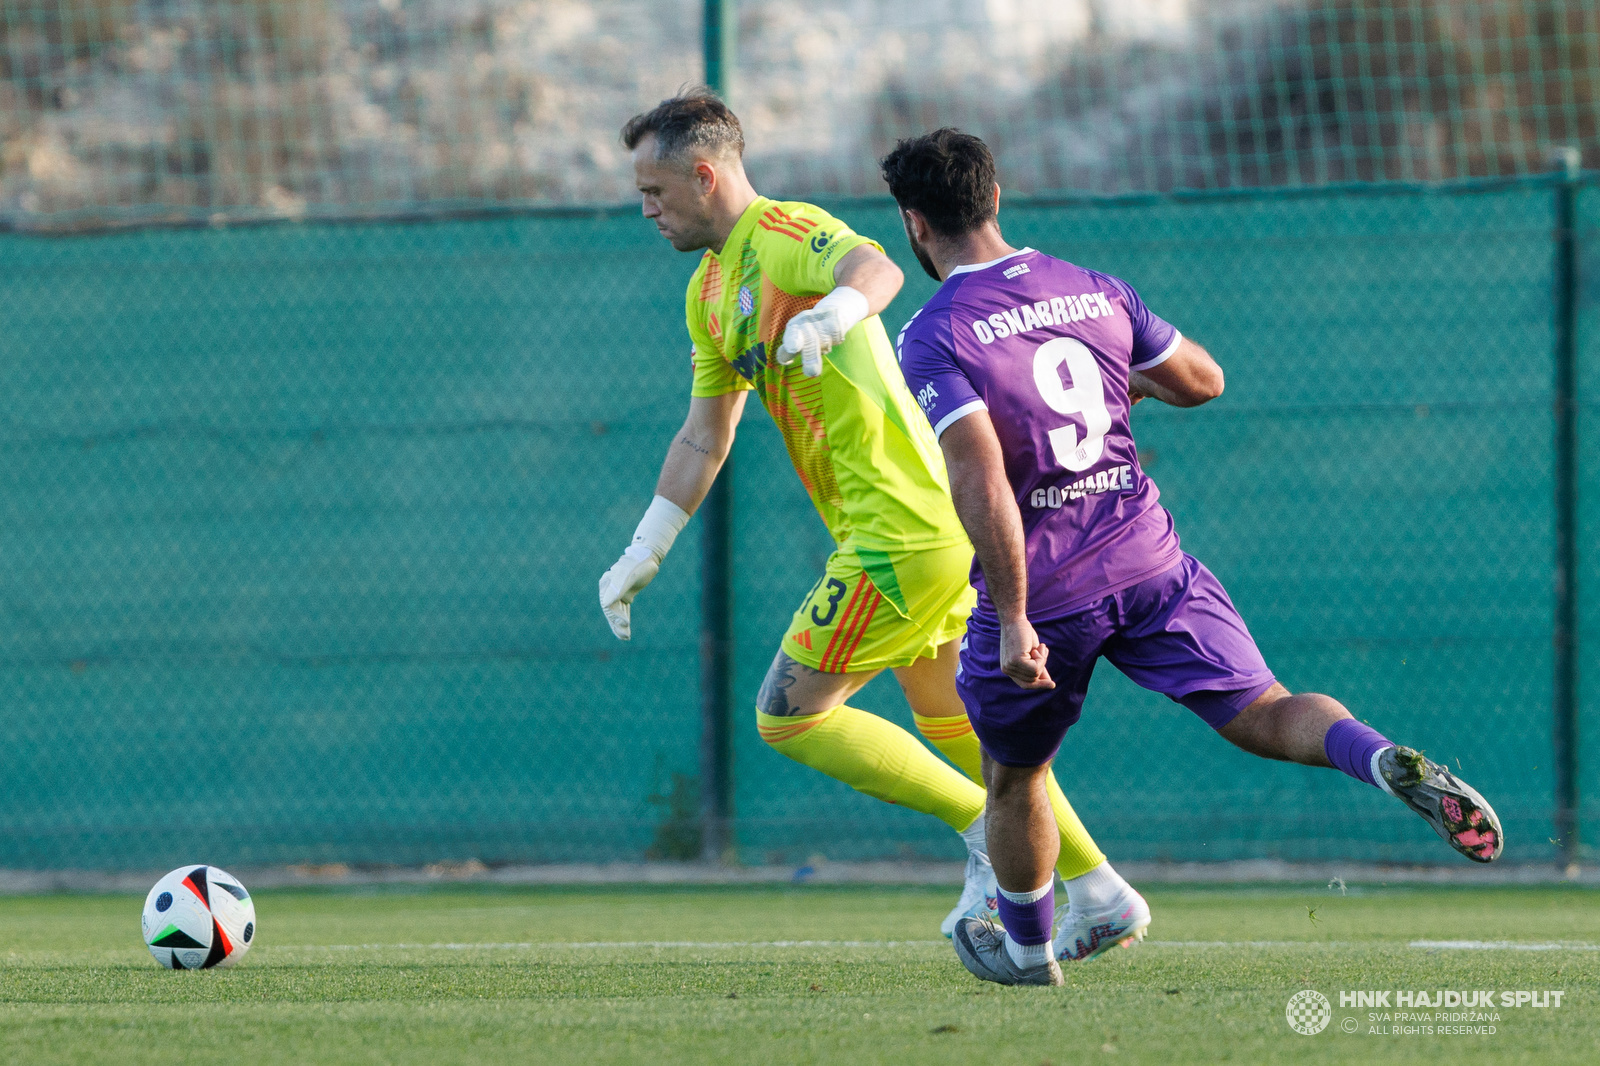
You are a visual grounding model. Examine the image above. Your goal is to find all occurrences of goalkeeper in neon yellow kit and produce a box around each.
[598,93,1148,955]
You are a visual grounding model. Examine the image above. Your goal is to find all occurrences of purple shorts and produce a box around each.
[957,554,1277,767]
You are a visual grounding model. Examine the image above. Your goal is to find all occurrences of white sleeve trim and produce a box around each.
[1129,330,1182,372]
[932,399,989,440]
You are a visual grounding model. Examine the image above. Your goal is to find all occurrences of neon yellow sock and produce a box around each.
[1045,772,1106,880]
[912,711,1106,880]
[912,711,986,783]
[759,706,985,832]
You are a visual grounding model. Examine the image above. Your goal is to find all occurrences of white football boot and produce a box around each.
[941,849,1000,938]
[1053,885,1151,962]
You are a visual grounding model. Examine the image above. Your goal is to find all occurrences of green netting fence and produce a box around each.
[0,175,1593,870]
[1,0,1596,871]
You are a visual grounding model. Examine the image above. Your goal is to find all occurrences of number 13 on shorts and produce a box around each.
[786,570,885,672]
[781,543,976,675]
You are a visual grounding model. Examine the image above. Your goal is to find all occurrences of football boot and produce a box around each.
[941,848,1000,938]
[1052,886,1151,963]
[953,918,1064,987]
[1378,745,1504,862]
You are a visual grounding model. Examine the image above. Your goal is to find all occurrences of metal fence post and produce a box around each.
[698,0,736,864]
[704,0,734,103]
[1551,147,1581,871]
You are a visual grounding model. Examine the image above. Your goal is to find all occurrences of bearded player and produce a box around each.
[598,93,1147,949]
[885,128,1504,985]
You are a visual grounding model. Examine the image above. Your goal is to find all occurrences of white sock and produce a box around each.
[998,881,1052,904]
[1370,746,1399,797]
[1005,933,1052,968]
[1064,861,1130,914]
[959,812,987,857]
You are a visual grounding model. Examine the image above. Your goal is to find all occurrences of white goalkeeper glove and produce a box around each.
[599,495,690,640]
[777,285,870,377]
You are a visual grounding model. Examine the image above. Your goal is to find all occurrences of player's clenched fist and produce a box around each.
[599,495,690,640]
[776,285,869,377]
[999,618,1055,691]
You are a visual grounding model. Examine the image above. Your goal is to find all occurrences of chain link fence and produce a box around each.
[0,180,1590,869]
[0,1,1595,869]
[0,1,1595,226]
[1579,182,1598,859]
[735,182,1587,867]
[0,212,703,867]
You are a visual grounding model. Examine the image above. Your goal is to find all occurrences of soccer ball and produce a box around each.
[140,865,256,969]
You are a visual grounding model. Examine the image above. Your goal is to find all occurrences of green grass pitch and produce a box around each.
[1,883,1596,1064]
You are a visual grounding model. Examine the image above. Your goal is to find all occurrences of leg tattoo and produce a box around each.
[758,653,801,717]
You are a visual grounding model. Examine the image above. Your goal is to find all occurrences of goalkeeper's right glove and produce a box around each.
[776,285,869,377]
[599,495,690,641]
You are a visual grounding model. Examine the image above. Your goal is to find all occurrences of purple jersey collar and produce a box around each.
[947,247,1036,277]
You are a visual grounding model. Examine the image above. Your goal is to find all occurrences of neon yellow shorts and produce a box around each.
[782,541,977,674]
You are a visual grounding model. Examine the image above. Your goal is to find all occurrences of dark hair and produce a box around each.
[879,128,997,237]
[621,89,744,162]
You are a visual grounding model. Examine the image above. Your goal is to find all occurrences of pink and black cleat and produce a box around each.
[1378,746,1504,862]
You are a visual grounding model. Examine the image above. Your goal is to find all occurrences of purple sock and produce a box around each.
[996,883,1055,945]
[1324,718,1393,787]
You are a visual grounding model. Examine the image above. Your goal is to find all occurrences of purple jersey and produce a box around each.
[897,248,1184,619]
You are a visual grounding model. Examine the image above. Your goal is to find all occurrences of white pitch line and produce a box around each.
[269,940,947,951]
[1134,939,1600,952]
[262,938,1600,953]
[1410,939,1600,952]
[1144,940,1350,948]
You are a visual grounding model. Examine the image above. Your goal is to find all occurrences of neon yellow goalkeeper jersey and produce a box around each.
[686,197,967,552]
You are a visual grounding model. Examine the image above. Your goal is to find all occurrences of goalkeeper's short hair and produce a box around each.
[880,128,997,238]
[621,90,744,165]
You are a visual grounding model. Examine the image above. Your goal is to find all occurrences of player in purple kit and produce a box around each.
[881,129,1505,987]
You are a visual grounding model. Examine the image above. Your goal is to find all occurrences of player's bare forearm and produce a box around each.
[939,413,1056,688]
[939,412,1029,624]
[940,412,1057,691]
[1130,337,1224,408]
[831,245,903,317]
[654,391,747,514]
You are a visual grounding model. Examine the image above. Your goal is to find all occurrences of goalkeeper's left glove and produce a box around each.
[777,285,870,377]
[599,495,690,641]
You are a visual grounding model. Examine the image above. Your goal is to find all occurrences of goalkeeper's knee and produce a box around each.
[756,706,836,755]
